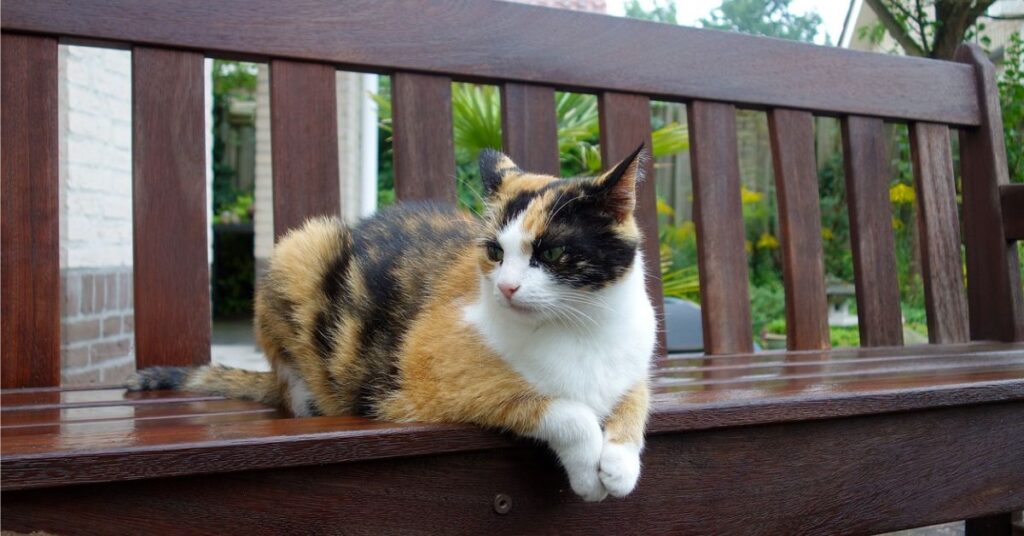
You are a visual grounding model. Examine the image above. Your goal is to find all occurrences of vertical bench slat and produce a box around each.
[501,83,560,176]
[598,92,666,357]
[687,100,754,356]
[841,116,904,347]
[392,72,456,203]
[768,109,830,351]
[1,34,60,388]
[132,47,210,368]
[955,43,1024,342]
[269,60,340,238]
[909,122,969,344]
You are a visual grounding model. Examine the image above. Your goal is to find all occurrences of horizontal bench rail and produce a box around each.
[0,0,981,125]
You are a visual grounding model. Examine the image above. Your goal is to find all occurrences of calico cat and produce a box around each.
[128,146,656,501]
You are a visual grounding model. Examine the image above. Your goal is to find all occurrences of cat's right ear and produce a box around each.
[479,149,521,197]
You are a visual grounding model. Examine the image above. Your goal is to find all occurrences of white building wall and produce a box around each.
[60,46,133,270]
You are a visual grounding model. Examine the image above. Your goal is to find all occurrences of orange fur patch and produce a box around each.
[379,248,551,434]
[602,381,650,446]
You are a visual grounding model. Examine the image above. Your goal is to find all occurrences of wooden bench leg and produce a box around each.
[965,512,1013,536]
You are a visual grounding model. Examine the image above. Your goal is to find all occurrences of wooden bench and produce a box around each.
[2,1,1022,534]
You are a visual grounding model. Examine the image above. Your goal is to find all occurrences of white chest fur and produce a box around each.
[464,260,656,419]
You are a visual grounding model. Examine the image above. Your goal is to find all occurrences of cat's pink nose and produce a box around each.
[499,283,520,300]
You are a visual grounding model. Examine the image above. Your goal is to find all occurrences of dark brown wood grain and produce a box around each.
[1001,184,1024,241]
[3,342,1020,491]
[132,47,211,368]
[270,60,340,238]
[0,34,60,388]
[955,44,1024,342]
[768,109,830,351]
[1,399,278,428]
[966,513,1015,536]
[4,401,1022,535]
[687,100,753,356]
[910,122,970,344]
[0,0,981,125]
[501,83,560,175]
[392,72,456,202]
[598,92,665,357]
[0,389,225,411]
[841,116,904,347]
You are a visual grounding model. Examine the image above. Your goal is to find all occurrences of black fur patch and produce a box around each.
[479,149,521,196]
[535,189,638,289]
[348,203,479,414]
[313,234,353,361]
[125,366,190,391]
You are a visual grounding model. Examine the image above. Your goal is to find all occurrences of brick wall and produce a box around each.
[60,268,136,385]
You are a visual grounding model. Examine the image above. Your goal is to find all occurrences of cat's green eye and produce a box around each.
[486,243,504,263]
[540,246,565,262]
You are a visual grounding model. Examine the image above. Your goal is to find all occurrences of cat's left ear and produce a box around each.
[593,143,646,222]
[479,149,522,197]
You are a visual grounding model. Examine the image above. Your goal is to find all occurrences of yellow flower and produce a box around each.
[656,198,675,217]
[756,233,780,249]
[821,228,834,240]
[741,186,764,205]
[891,217,904,230]
[890,183,916,204]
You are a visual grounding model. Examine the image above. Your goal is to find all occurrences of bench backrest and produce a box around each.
[2,0,1021,388]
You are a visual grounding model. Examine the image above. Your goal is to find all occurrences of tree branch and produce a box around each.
[864,0,927,56]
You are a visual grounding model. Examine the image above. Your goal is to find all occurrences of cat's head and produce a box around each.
[475,146,646,318]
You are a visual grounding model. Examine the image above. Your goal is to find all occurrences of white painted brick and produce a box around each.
[61,46,136,268]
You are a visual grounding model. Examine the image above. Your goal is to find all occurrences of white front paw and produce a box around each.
[599,442,641,497]
[566,464,608,502]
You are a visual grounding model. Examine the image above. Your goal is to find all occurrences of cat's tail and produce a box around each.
[126,365,282,407]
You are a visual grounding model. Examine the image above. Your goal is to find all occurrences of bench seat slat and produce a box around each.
[1,34,60,389]
[657,347,1024,380]
[132,47,211,368]
[909,122,970,344]
[1,388,225,411]
[768,109,830,351]
[687,100,753,358]
[270,60,341,237]
[392,72,456,202]
[0,410,286,438]
[1,399,278,428]
[841,116,904,347]
[656,360,1024,391]
[501,83,560,176]
[2,355,1021,491]
[598,92,665,357]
